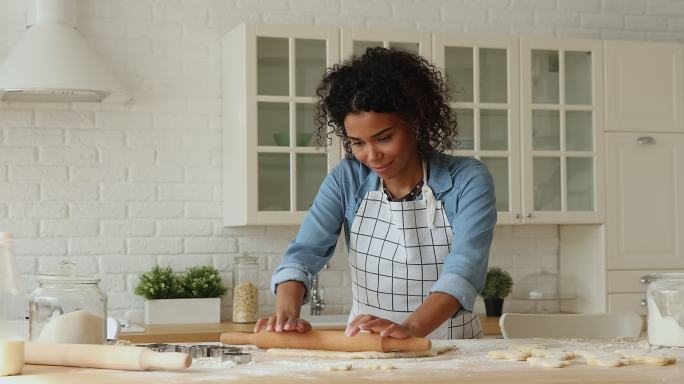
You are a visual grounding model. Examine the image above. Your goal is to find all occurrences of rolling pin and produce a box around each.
[220,330,431,352]
[25,342,191,371]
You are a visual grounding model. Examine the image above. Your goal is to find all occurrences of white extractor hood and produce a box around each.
[0,0,131,103]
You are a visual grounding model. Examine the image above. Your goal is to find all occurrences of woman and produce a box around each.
[254,47,496,339]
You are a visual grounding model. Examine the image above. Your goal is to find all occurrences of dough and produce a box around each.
[615,349,676,366]
[487,350,530,361]
[508,344,544,354]
[325,363,352,371]
[585,355,626,367]
[37,309,105,344]
[531,348,574,361]
[267,344,454,359]
[526,356,569,368]
[361,362,396,370]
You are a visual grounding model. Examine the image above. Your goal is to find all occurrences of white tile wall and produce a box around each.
[1,0,681,322]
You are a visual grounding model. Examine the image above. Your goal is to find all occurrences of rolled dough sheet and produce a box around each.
[267,343,455,359]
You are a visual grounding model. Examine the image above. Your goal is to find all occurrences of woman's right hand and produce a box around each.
[253,315,311,333]
[253,280,311,333]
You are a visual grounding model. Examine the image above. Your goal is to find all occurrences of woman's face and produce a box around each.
[343,111,419,179]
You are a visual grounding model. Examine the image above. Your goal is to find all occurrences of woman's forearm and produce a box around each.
[401,292,462,337]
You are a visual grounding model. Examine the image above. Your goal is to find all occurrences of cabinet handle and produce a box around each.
[640,298,647,307]
[637,136,655,145]
[514,213,520,219]
[526,213,532,218]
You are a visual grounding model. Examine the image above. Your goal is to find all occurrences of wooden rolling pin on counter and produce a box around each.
[120,316,502,343]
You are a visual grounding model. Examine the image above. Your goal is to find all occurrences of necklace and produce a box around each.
[384,179,424,202]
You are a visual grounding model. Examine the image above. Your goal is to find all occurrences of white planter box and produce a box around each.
[144,298,221,325]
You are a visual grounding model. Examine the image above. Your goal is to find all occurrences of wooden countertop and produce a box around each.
[120,315,502,343]
[8,338,684,384]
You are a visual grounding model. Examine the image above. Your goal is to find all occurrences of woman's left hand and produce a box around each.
[345,314,413,338]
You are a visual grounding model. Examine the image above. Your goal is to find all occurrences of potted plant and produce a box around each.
[481,267,513,317]
[134,265,227,324]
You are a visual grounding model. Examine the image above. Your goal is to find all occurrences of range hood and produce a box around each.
[0,0,131,103]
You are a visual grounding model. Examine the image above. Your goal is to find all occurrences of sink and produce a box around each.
[301,314,349,330]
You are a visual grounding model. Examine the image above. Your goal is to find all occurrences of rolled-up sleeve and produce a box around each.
[429,165,496,313]
[271,166,346,304]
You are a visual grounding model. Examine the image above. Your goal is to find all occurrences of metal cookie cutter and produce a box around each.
[136,343,174,353]
[189,345,212,359]
[222,352,251,364]
[208,346,241,358]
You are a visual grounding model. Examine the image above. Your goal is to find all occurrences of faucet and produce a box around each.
[310,264,328,316]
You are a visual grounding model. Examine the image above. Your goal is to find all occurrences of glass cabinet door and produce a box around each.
[521,38,604,223]
[434,35,521,224]
[223,24,340,226]
[255,32,336,217]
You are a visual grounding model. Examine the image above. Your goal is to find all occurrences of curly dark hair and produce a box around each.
[314,47,457,159]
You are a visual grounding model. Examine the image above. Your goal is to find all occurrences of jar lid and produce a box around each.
[35,260,101,284]
[644,272,684,284]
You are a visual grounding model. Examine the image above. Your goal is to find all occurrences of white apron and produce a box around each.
[348,162,482,339]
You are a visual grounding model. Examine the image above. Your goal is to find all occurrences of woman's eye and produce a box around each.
[378,135,391,142]
[350,141,362,147]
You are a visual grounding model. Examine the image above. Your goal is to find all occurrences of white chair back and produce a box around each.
[499,312,643,339]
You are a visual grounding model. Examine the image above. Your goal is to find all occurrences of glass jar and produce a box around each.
[645,272,684,347]
[28,260,107,344]
[232,256,259,323]
[0,232,25,377]
[513,267,576,313]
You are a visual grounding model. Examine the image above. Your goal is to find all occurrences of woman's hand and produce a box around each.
[345,314,413,338]
[253,280,310,333]
[253,315,311,333]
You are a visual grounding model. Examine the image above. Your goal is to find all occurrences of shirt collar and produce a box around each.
[354,153,453,200]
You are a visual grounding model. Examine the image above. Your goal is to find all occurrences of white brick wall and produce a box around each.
[1,0,682,323]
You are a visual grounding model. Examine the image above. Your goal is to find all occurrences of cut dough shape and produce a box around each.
[361,363,396,370]
[325,363,352,371]
[615,349,676,366]
[267,344,454,359]
[586,355,625,367]
[531,348,574,361]
[488,350,530,361]
[508,344,544,354]
[526,356,569,368]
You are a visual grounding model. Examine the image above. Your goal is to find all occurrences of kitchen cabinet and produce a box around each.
[605,132,684,269]
[222,24,341,226]
[520,37,605,224]
[604,40,684,133]
[603,132,684,314]
[432,34,521,224]
[433,35,604,224]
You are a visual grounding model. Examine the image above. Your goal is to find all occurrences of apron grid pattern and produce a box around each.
[347,161,482,339]
[349,194,449,313]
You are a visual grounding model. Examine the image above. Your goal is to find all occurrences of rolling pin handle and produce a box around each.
[139,350,191,371]
[220,332,256,346]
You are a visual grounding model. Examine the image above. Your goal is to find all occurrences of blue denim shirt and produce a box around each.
[271,152,497,313]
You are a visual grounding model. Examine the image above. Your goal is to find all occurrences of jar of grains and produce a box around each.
[232,256,259,323]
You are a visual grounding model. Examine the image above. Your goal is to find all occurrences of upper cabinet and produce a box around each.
[223,24,341,226]
[520,38,604,224]
[223,23,683,227]
[604,40,684,133]
[433,34,521,224]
